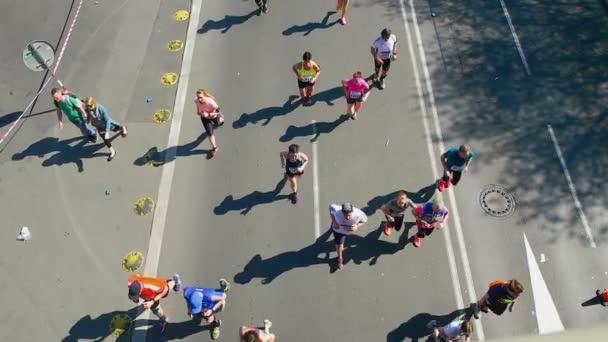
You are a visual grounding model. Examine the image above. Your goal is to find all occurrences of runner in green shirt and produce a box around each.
[51,88,96,142]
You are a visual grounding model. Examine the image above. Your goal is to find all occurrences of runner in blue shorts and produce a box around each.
[183,279,231,340]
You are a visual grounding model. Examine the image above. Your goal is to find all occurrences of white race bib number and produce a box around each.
[379,51,391,59]
[288,167,301,174]
[349,91,362,98]
[302,76,313,82]
[449,165,464,171]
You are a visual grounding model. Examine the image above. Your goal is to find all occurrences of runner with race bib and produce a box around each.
[370,28,398,89]
[341,71,370,120]
[438,144,475,192]
[280,144,309,204]
[292,51,321,106]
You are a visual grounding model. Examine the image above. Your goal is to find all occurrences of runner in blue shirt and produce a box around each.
[439,144,475,192]
[412,196,448,248]
[183,279,230,340]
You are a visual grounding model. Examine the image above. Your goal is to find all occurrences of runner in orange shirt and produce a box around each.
[128,273,181,333]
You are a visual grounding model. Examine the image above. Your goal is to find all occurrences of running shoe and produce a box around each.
[121,125,128,137]
[340,17,347,25]
[438,180,445,192]
[219,278,231,293]
[413,235,421,248]
[257,6,262,16]
[172,274,182,292]
[379,78,386,89]
[211,147,219,157]
[262,4,268,13]
[210,320,222,340]
[352,112,357,120]
[264,319,273,330]
[156,317,169,334]
[292,192,299,204]
[337,256,343,269]
[383,223,392,236]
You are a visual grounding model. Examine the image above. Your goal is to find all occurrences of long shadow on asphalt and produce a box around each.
[198,10,257,34]
[279,114,349,142]
[133,133,210,166]
[214,177,289,216]
[62,306,139,342]
[232,95,301,129]
[282,11,339,36]
[12,136,109,172]
[0,109,55,129]
[234,224,412,284]
[361,183,438,217]
[386,308,473,342]
[144,319,211,342]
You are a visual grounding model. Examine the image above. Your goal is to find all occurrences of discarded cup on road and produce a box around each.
[17,227,31,241]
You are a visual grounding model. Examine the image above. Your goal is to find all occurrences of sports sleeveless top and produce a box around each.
[297,62,317,82]
[285,153,303,173]
[128,274,167,301]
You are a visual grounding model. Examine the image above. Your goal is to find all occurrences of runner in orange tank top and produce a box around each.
[128,273,182,333]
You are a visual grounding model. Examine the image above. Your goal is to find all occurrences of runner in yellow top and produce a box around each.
[292,51,321,106]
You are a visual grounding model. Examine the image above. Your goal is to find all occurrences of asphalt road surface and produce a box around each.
[1,0,606,341]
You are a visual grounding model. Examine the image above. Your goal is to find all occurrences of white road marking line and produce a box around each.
[131,0,202,340]
[312,120,321,238]
[402,0,485,339]
[547,125,596,248]
[398,0,465,319]
[524,233,565,334]
[498,0,531,75]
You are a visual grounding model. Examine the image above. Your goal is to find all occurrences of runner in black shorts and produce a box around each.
[195,89,225,157]
[292,52,321,105]
[370,28,398,89]
[280,144,309,204]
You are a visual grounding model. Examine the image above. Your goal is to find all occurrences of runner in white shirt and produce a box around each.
[428,319,473,342]
[329,203,367,270]
[370,28,398,89]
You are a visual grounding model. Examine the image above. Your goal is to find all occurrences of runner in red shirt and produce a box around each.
[127,273,181,333]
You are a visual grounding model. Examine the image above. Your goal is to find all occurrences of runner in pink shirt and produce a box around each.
[195,89,225,157]
[341,71,370,120]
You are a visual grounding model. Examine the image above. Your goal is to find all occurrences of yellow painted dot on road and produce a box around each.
[153,109,172,124]
[173,9,189,22]
[167,40,184,52]
[122,251,144,272]
[161,72,178,87]
[109,313,132,337]
[134,197,155,216]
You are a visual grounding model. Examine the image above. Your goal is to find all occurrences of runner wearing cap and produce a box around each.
[329,203,368,269]
[380,190,417,237]
[183,279,231,340]
[127,274,181,333]
[411,197,448,248]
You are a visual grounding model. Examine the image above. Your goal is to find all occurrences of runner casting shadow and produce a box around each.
[282,11,338,36]
[234,226,410,284]
[233,95,301,129]
[386,309,469,342]
[62,306,139,342]
[214,177,289,216]
[198,10,257,34]
[133,133,210,166]
[234,229,334,285]
[361,184,437,216]
[12,136,108,173]
[279,115,349,143]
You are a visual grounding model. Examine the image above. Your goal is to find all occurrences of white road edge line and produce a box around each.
[523,233,565,334]
[398,0,465,320]
[131,0,202,340]
[498,0,531,75]
[402,0,485,339]
[546,125,596,248]
[312,120,321,239]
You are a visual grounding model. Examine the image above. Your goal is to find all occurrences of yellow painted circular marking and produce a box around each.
[134,197,155,216]
[122,251,144,272]
[161,72,178,87]
[167,40,184,52]
[109,313,133,337]
[173,9,190,22]
[153,109,172,124]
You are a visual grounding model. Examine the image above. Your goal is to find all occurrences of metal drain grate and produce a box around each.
[479,184,516,218]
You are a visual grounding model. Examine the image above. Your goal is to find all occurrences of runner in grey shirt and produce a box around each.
[380,190,417,236]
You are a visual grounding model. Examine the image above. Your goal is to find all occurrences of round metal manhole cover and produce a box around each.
[479,184,516,218]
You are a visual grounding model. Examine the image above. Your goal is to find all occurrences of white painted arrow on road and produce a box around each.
[524,233,565,334]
